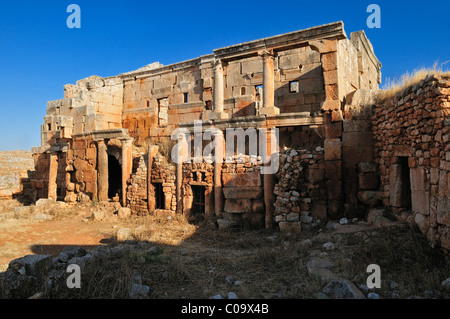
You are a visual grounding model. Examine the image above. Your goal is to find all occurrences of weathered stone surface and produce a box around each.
[357,191,382,206]
[324,139,342,161]
[90,211,105,221]
[8,255,52,281]
[222,172,262,188]
[117,207,132,219]
[222,187,263,199]
[116,228,132,242]
[321,279,365,299]
[224,199,251,213]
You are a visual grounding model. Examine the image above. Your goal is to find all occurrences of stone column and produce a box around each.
[48,152,58,200]
[260,50,280,115]
[213,59,224,113]
[176,134,187,214]
[121,139,133,206]
[261,128,277,229]
[214,130,225,218]
[97,139,109,201]
[204,59,229,120]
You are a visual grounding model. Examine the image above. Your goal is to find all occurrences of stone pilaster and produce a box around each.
[97,139,109,201]
[214,130,225,218]
[48,152,58,200]
[121,138,133,206]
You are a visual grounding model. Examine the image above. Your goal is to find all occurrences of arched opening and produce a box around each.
[108,155,122,199]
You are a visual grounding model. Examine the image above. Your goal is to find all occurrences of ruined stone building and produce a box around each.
[28,21,450,249]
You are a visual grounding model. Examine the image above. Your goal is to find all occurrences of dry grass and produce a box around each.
[13,214,449,300]
[332,224,450,299]
[377,60,450,102]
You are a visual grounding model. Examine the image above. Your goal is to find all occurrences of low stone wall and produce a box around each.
[127,154,148,216]
[273,147,326,232]
[372,74,450,249]
[222,155,264,228]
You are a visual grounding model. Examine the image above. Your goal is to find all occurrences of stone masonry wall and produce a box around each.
[273,146,326,233]
[372,74,450,249]
[221,155,264,228]
[127,154,148,216]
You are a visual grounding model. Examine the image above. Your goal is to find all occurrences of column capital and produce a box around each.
[212,58,223,69]
[260,49,275,59]
[120,138,133,148]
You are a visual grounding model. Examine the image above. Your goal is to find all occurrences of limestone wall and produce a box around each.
[273,147,326,232]
[372,74,450,249]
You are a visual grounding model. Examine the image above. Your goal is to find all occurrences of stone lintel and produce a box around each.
[179,113,324,132]
[73,129,131,142]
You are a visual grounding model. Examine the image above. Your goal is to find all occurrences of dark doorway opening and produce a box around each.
[154,183,164,209]
[108,155,122,199]
[399,157,412,208]
[190,185,205,224]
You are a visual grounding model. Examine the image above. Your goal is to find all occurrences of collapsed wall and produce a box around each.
[273,146,326,232]
[372,74,450,249]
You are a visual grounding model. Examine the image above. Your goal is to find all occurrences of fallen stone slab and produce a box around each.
[321,279,366,299]
[8,255,52,281]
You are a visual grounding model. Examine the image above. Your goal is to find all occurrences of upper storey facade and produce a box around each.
[34,21,381,152]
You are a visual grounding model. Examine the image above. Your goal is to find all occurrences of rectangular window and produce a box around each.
[184,93,189,103]
[289,81,299,93]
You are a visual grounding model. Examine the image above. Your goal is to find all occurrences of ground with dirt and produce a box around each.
[0,151,448,299]
[0,199,449,299]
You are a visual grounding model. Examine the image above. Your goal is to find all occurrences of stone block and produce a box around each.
[358,162,377,173]
[322,52,337,71]
[307,168,325,183]
[8,255,52,281]
[251,200,265,213]
[342,132,373,148]
[311,204,327,220]
[224,199,252,213]
[321,100,341,112]
[286,212,300,222]
[116,228,132,242]
[437,197,450,226]
[343,119,372,132]
[358,173,379,190]
[222,187,263,199]
[342,146,373,166]
[415,213,429,235]
[327,180,343,200]
[324,139,342,161]
[325,161,342,181]
[357,191,382,206]
[410,167,426,191]
[324,122,342,139]
[222,172,262,188]
[411,190,430,215]
[118,207,132,219]
[331,110,344,122]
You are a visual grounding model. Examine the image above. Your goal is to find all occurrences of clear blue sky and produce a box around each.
[0,0,448,151]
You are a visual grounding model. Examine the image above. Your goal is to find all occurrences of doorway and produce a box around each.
[108,155,122,199]
[153,183,164,210]
[190,185,205,223]
[399,157,412,208]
